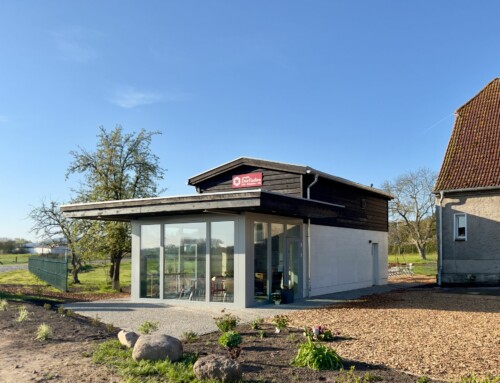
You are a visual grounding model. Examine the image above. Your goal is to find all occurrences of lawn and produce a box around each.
[0,260,131,294]
[0,253,31,265]
[388,252,437,276]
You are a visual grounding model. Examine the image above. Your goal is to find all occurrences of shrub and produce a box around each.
[214,311,239,333]
[137,320,159,335]
[36,323,53,341]
[291,339,343,371]
[272,314,289,332]
[218,331,243,359]
[181,330,198,343]
[16,305,29,322]
[0,299,8,311]
[251,317,264,330]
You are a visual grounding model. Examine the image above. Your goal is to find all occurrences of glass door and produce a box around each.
[286,238,302,299]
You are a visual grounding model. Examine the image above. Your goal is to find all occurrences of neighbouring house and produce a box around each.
[61,157,392,307]
[434,79,500,285]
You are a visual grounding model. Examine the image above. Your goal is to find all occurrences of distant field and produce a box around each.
[0,261,131,293]
[0,253,30,265]
[388,252,437,276]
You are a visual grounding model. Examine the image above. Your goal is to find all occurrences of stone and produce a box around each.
[193,354,242,383]
[117,330,139,348]
[132,334,183,362]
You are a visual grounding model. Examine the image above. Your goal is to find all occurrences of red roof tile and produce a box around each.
[435,78,500,191]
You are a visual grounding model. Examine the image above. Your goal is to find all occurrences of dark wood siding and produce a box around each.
[303,175,389,232]
[196,165,303,197]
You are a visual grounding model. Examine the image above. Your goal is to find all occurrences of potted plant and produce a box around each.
[271,291,282,305]
[281,285,294,304]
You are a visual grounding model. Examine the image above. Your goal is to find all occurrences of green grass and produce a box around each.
[0,253,31,265]
[0,261,131,296]
[93,340,201,383]
[388,252,437,276]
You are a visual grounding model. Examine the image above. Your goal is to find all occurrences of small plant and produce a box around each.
[218,331,242,359]
[258,330,267,339]
[304,325,339,342]
[459,374,500,383]
[251,317,264,330]
[66,309,74,317]
[137,320,159,335]
[35,323,53,341]
[272,314,289,333]
[16,305,29,322]
[416,376,431,383]
[337,366,383,382]
[214,310,239,333]
[92,314,102,327]
[43,303,52,311]
[291,339,343,371]
[181,330,199,343]
[57,306,66,316]
[271,292,282,304]
[106,323,115,332]
[0,299,8,311]
[287,333,298,342]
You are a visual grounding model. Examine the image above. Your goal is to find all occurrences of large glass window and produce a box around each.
[271,224,285,294]
[254,222,268,302]
[210,221,234,302]
[164,223,206,300]
[140,225,161,298]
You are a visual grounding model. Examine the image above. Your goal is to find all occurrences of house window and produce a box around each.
[454,214,467,241]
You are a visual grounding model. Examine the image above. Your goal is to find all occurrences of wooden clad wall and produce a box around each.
[196,165,303,197]
[304,175,389,232]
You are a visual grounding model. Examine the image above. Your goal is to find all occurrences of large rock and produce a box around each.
[118,330,139,348]
[132,334,183,362]
[193,354,242,382]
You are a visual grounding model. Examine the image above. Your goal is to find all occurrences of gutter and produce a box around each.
[305,171,320,298]
[437,191,445,286]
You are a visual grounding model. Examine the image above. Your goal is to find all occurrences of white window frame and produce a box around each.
[454,213,467,241]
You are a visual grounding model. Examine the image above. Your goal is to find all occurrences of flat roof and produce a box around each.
[61,190,344,221]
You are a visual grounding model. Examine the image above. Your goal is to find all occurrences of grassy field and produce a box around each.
[0,253,31,265]
[388,252,437,276]
[0,261,131,293]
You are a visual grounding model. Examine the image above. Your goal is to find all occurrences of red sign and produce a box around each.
[232,172,263,189]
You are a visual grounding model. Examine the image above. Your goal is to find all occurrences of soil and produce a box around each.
[1,279,499,383]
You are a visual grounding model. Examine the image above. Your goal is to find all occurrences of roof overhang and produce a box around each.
[61,190,344,222]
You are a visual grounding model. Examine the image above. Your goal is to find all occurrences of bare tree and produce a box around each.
[29,200,88,283]
[382,168,437,260]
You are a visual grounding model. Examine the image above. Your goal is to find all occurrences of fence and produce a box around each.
[28,256,68,292]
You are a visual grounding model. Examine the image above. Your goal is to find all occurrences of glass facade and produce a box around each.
[210,221,234,302]
[140,224,161,298]
[254,222,268,302]
[164,223,206,300]
[254,221,302,303]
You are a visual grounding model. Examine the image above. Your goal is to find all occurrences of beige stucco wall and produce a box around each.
[439,191,500,284]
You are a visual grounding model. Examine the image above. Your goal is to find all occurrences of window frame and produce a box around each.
[454,213,467,241]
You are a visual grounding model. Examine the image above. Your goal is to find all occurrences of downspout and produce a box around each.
[306,172,319,298]
[437,191,444,286]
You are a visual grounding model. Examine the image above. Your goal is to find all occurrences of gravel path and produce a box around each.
[64,278,429,338]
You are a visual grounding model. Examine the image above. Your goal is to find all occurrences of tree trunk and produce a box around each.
[112,256,121,292]
[416,243,427,260]
[71,253,81,284]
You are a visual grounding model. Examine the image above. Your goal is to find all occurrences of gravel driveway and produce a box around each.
[64,278,427,338]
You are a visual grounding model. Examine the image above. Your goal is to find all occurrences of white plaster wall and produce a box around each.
[131,221,141,300]
[309,225,388,296]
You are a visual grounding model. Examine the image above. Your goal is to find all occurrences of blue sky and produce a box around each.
[1,1,500,240]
